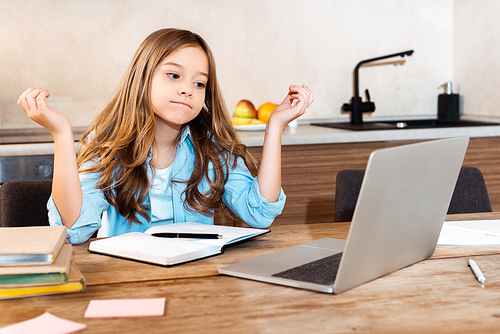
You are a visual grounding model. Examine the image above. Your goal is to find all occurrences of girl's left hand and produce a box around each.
[267,84,314,131]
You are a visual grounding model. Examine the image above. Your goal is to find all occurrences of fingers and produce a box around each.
[267,84,314,130]
[18,87,51,117]
[17,87,38,112]
[288,84,314,108]
[36,90,51,111]
[26,90,42,114]
[283,85,313,121]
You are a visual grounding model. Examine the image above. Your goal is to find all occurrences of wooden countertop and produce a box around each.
[2,213,500,333]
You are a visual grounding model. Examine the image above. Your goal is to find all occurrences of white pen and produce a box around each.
[469,259,486,284]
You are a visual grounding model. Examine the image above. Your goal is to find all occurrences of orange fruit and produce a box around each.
[257,102,277,123]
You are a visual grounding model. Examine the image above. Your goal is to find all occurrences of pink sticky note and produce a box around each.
[84,297,166,318]
[0,312,86,334]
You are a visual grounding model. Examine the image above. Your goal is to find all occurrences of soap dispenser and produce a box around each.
[438,81,460,121]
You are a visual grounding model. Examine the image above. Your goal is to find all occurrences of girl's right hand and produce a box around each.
[17,88,72,137]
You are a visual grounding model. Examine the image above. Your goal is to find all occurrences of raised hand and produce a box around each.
[267,84,314,131]
[17,88,72,138]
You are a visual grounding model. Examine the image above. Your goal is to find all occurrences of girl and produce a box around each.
[17,28,313,244]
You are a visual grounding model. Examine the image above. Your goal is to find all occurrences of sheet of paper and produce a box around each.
[84,298,166,318]
[0,312,86,334]
[438,220,500,246]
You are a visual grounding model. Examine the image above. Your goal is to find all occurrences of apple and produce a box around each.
[234,100,257,118]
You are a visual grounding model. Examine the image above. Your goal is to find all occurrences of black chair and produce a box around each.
[0,179,53,227]
[334,166,492,222]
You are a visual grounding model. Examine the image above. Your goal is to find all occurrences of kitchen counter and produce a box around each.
[238,116,500,147]
[0,126,86,157]
[1,117,500,156]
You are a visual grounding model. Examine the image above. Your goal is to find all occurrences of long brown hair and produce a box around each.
[77,28,258,224]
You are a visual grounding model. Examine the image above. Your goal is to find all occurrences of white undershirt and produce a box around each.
[149,165,174,225]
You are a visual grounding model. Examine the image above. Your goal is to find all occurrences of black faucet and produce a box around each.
[342,50,414,125]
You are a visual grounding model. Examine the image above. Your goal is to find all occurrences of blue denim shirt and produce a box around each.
[48,126,286,244]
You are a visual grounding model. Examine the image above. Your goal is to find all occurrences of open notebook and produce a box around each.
[219,136,470,293]
[88,223,269,266]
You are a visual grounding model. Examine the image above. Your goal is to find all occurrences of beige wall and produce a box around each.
[0,0,479,130]
[453,0,500,118]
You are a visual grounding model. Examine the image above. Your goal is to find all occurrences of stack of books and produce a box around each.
[0,226,85,299]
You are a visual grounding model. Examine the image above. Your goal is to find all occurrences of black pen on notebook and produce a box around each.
[151,232,222,239]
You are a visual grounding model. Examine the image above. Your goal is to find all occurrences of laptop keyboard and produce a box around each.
[272,252,343,285]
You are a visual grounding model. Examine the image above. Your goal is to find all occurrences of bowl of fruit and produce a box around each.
[231,100,277,131]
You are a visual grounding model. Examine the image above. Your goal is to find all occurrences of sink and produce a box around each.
[311,119,500,131]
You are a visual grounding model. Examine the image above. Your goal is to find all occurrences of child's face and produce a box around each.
[150,46,209,131]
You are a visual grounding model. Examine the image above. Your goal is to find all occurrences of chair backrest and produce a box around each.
[335,169,365,223]
[334,166,492,222]
[0,179,53,227]
[447,166,492,214]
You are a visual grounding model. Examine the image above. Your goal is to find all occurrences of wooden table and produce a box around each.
[2,213,500,333]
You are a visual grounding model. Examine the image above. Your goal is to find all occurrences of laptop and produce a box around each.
[219,136,470,294]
